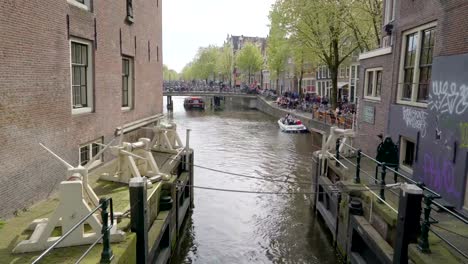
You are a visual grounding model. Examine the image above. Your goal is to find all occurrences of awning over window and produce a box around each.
[338,82,349,89]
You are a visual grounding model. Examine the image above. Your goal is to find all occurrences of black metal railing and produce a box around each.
[335,142,468,258]
[163,86,251,95]
[32,198,114,264]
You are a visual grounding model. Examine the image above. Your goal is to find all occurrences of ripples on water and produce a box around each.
[166,97,340,264]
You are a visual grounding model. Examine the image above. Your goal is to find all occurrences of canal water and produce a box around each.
[166,97,340,264]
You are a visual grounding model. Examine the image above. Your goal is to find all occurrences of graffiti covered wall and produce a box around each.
[388,54,468,208]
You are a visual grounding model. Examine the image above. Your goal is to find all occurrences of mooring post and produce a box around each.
[379,163,386,202]
[393,184,423,264]
[167,96,173,110]
[354,149,361,184]
[186,128,195,208]
[394,166,399,183]
[335,138,340,167]
[418,195,433,253]
[185,129,191,171]
[100,198,114,264]
[311,152,320,211]
[189,149,195,209]
[129,177,148,263]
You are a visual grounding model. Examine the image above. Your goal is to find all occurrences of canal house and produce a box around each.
[357,0,468,211]
[0,0,163,218]
[0,0,195,263]
[311,0,468,263]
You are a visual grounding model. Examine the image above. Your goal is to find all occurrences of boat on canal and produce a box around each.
[184,96,205,110]
[278,115,308,133]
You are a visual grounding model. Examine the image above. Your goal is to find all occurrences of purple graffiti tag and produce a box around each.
[422,153,461,200]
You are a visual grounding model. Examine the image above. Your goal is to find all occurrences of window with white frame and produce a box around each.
[68,0,91,10]
[79,138,103,168]
[122,57,134,109]
[398,23,436,106]
[322,82,327,96]
[399,137,415,172]
[349,65,359,103]
[339,67,345,78]
[364,68,383,100]
[71,39,93,113]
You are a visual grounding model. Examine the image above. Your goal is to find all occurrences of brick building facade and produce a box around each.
[226,35,266,87]
[315,65,351,100]
[0,0,163,217]
[357,0,468,210]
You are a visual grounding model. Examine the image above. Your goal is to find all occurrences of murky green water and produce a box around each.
[166,97,340,264]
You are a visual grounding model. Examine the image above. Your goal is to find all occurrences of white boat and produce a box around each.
[278,117,308,133]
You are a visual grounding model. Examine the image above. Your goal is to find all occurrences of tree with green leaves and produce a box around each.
[276,0,381,108]
[235,43,264,84]
[346,0,382,51]
[216,43,234,85]
[267,2,289,94]
[163,64,178,80]
[180,63,194,81]
[192,45,219,82]
[289,34,317,97]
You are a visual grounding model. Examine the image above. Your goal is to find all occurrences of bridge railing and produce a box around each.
[336,143,468,260]
[163,86,257,95]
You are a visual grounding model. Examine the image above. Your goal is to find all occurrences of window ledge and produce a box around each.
[121,107,132,112]
[67,0,90,11]
[364,97,381,102]
[396,100,428,109]
[72,107,93,115]
[359,47,392,60]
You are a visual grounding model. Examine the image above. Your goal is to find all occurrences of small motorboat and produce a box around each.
[278,116,308,133]
[184,97,205,110]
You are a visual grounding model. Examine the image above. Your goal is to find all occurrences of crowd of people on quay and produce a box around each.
[163,80,222,92]
[163,81,355,128]
[163,80,260,94]
[274,91,355,128]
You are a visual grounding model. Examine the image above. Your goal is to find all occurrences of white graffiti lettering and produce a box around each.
[402,107,428,137]
[430,81,468,115]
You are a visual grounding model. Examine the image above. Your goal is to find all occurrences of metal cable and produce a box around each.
[432,224,468,239]
[181,184,389,195]
[75,234,104,264]
[428,228,468,260]
[161,154,399,191]
[159,153,332,186]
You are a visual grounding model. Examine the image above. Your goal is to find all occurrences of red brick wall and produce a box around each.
[356,54,393,157]
[0,0,162,217]
[436,1,468,56]
[390,0,442,102]
[357,0,468,153]
[382,0,468,109]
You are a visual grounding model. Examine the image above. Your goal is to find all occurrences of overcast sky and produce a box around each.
[162,0,275,73]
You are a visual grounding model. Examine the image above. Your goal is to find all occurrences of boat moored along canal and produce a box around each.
[183,97,205,110]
